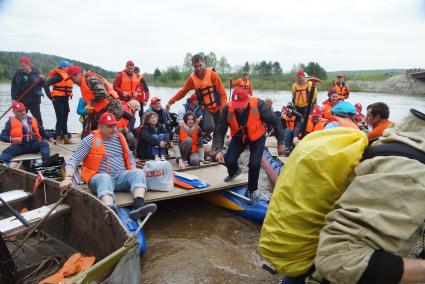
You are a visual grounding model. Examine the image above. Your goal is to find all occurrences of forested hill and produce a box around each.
[0,51,116,80]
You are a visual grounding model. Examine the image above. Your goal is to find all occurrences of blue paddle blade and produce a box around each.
[175,175,209,188]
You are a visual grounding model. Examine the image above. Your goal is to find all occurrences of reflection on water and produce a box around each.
[0,82,424,282]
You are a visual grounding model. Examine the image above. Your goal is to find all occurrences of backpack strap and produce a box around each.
[362,142,425,164]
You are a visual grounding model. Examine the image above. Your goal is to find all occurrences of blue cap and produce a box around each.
[331,101,356,116]
[58,60,72,68]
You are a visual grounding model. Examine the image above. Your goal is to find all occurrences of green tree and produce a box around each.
[205,52,217,69]
[160,66,181,83]
[304,62,328,80]
[182,52,193,74]
[217,56,231,74]
[153,67,161,81]
[242,61,250,73]
[272,61,282,74]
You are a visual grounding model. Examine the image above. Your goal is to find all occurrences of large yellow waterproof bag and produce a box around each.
[259,127,368,276]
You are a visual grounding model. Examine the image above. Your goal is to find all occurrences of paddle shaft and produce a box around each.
[0,196,30,227]
[134,212,153,236]
[0,79,41,121]
[229,74,232,101]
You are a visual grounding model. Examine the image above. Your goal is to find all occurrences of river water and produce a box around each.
[0,83,424,283]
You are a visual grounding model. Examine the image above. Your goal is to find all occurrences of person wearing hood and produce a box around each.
[324,101,359,130]
[312,109,425,284]
[177,93,201,124]
[11,57,45,128]
[43,60,74,143]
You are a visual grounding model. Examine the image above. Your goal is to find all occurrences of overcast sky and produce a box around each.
[0,0,424,73]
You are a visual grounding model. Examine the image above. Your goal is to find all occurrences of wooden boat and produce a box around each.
[0,165,139,283]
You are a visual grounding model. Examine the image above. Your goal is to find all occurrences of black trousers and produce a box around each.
[52,97,70,138]
[26,103,43,128]
[224,135,266,192]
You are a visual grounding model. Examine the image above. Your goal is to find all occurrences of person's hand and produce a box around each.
[123,127,129,134]
[166,104,171,111]
[49,138,57,145]
[132,92,138,97]
[178,159,186,170]
[292,137,300,146]
[60,178,72,189]
[277,144,285,156]
[123,92,128,97]
[216,151,225,164]
[11,137,22,144]
[159,141,166,148]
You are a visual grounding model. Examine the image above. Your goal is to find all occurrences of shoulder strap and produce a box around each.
[362,142,425,164]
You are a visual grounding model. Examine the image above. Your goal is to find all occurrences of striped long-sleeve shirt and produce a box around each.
[66,133,135,177]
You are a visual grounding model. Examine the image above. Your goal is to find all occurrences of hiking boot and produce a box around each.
[246,190,258,205]
[63,135,74,144]
[41,153,59,167]
[129,203,157,220]
[224,167,242,182]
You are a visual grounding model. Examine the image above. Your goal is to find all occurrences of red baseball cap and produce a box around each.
[150,97,161,105]
[311,107,322,117]
[19,57,33,66]
[231,87,249,109]
[189,93,197,102]
[126,60,135,67]
[67,65,83,78]
[98,112,118,125]
[297,69,305,77]
[12,101,26,111]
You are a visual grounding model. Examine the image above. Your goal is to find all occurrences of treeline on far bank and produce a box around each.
[146,52,405,91]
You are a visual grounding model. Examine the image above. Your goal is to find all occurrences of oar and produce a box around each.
[0,196,30,227]
[0,79,42,121]
[229,74,232,101]
[134,204,158,236]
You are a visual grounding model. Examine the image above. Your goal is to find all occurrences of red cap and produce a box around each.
[355,103,362,110]
[12,101,26,111]
[311,108,322,117]
[67,65,83,78]
[296,69,305,77]
[98,112,118,125]
[337,74,344,78]
[150,97,161,105]
[126,60,135,67]
[231,87,249,109]
[19,57,33,66]
[189,93,197,102]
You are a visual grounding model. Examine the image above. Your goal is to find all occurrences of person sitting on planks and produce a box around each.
[137,112,169,161]
[147,97,174,136]
[280,102,303,155]
[212,87,285,202]
[173,111,205,170]
[0,102,57,166]
[366,102,393,142]
[60,112,155,218]
[117,99,139,151]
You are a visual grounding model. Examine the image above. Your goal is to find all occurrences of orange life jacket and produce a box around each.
[227,96,266,143]
[117,102,135,129]
[9,116,42,143]
[367,119,393,141]
[179,125,199,153]
[191,68,222,112]
[80,72,118,113]
[334,83,348,100]
[120,70,140,95]
[281,113,296,131]
[48,68,73,97]
[81,130,132,183]
[293,82,310,107]
[305,116,327,134]
[240,79,252,95]
[322,103,334,119]
[327,116,359,129]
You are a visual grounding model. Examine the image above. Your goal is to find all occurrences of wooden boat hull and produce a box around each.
[0,165,136,283]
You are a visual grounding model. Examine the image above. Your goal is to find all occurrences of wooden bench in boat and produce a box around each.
[0,141,78,162]
[116,164,248,207]
[0,189,32,206]
[0,204,71,238]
